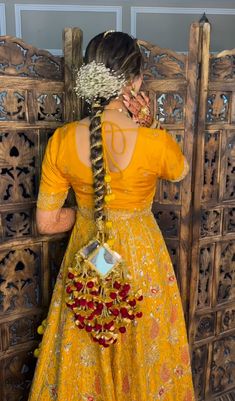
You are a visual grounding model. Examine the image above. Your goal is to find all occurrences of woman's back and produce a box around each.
[76,111,139,173]
[37,116,186,211]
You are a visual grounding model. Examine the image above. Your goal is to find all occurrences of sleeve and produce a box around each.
[159,129,189,182]
[37,127,70,210]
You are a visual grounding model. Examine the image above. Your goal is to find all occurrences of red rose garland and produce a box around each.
[65,259,143,347]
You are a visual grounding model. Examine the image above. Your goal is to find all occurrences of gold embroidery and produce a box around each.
[37,190,68,210]
[29,196,195,401]
[169,157,189,183]
[77,205,152,221]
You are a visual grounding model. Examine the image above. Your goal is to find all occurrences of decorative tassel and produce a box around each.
[34,319,47,357]
[65,254,143,347]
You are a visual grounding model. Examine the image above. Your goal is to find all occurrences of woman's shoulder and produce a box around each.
[57,119,87,133]
[52,118,89,140]
[139,126,167,143]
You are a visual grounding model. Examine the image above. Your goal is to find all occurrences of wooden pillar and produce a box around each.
[189,21,211,347]
[180,22,201,315]
[63,27,83,122]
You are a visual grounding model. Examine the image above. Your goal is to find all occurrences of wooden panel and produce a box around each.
[0,29,82,401]
[189,21,235,401]
[0,346,37,401]
[0,36,63,80]
[63,27,83,122]
[140,22,200,311]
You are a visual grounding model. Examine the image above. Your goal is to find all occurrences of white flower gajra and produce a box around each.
[74,61,126,104]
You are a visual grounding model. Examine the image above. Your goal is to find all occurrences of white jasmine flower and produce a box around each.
[74,61,126,103]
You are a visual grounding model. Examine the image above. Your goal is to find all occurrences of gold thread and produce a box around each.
[168,157,189,182]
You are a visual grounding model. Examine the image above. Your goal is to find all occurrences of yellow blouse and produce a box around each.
[37,121,188,211]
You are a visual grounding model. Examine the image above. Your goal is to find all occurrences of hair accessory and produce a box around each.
[103,29,115,38]
[74,61,126,104]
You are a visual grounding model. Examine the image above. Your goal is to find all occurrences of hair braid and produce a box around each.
[89,101,106,227]
[83,31,143,231]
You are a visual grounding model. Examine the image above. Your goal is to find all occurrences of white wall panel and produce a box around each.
[0,3,6,35]
[15,4,122,55]
[131,7,235,52]
[0,2,233,53]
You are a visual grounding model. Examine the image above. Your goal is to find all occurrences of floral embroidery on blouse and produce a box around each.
[37,190,68,210]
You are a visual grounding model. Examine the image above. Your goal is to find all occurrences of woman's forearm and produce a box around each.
[36,207,76,235]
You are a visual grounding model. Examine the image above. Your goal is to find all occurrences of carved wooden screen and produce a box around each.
[189,23,235,401]
[0,29,82,401]
[138,22,200,312]
[0,22,234,401]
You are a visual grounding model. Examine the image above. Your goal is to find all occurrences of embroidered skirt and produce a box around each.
[28,206,195,401]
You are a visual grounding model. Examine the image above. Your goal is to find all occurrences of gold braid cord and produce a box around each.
[91,110,105,224]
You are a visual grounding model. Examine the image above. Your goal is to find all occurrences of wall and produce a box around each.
[0,0,235,55]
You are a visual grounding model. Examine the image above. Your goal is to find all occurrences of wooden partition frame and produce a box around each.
[0,28,82,401]
[0,23,234,401]
[189,23,235,401]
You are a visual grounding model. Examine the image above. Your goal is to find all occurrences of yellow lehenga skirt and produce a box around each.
[29,207,194,401]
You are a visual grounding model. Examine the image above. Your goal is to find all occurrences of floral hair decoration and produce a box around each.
[74,60,126,103]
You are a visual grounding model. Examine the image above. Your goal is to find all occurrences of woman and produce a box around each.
[29,31,195,401]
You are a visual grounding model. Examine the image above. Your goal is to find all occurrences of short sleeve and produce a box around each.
[159,129,189,182]
[37,126,70,210]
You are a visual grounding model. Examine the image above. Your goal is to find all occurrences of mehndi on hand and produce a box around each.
[123,91,157,128]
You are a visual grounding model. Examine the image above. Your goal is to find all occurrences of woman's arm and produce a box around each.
[36,207,76,235]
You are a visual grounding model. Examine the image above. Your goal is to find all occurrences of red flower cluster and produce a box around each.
[65,271,143,347]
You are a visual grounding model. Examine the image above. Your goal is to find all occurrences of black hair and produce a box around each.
[85,31,143,231]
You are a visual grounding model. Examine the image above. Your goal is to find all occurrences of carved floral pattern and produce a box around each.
[167,243,179,276]
[8,315,41,346]
[224,132,235,201]
[138,42,186,79]
[3,349,36,401]
[0,37,63,80]
[192,346,207,401]
[195,314,215,340]
[156,93,184,124]
[0,131,37,203]
[161,181,181,203]
[160,133,183,204]
[197,245,214,309]
[221,308,235,332]
[210,55,235,81]
[207,92,230,122]
[201,209,221,237]
[2,210,32,239]
[202,132,219,201]
[0,246,41,313]
[153,210,179,238]
[223,207,235,234]
[210,336,235,393]
[217,242,235,304]
[0,34,64,401]
[37,93,63,121]
[0,90,26,121]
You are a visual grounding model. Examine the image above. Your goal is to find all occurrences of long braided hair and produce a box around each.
[84,32,143,230]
